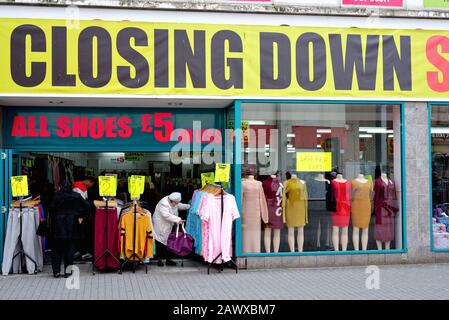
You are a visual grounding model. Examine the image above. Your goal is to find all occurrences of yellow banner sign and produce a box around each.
[215,164,231,183]
[296,152,332,172]
[129,175,145,199]
[98,176,117,197]
[1,18,449,99]
[201,172,215,187]
[11,175,29,197]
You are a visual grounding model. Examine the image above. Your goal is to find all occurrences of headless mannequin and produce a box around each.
[288,174,305,252]
[353,174,369,251]
[332,174,349,251]
[377,173,391,250]
[264,174,282,253]
[314,174,330,183]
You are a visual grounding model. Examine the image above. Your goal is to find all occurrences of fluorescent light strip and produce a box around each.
[286,133,296,138]
[359,134,373,138]
[317,129,331,133]
[248,120,266,125]
[431,128,449,134]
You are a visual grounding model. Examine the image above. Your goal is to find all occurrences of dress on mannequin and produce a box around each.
[306,178,330,251]
[242,177,269,253]
[373,177,399,243]
[351,179,373,229]
[330,179,351,227]
[262,176,284,230]
[282,177,308,227]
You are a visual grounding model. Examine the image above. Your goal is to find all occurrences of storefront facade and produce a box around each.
[0,3,448,270]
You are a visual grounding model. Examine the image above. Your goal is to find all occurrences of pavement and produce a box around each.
[1,260,448,300]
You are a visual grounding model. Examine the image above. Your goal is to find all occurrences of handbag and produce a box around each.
[167,223,194,257]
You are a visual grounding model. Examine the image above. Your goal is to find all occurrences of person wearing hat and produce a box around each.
[152,192,191,266]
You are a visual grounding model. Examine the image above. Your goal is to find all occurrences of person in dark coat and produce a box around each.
[49,187,90,278]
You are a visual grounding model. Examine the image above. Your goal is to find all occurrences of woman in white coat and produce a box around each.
[152,192,191,266]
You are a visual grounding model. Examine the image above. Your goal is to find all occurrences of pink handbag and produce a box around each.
[167,223,194,257]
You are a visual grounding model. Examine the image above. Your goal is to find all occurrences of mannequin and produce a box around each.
[263,174,283,253]
[314,174,330,183]
[374,173,398,250]
[351,173,373,251]
[282,173,308,252]
[242,175,269,253]
[330,174,351,251]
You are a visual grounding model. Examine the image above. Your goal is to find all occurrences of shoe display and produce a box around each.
[82,253,93,260]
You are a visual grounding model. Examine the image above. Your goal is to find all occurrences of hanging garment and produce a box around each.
[186,190,205,255]
[241,179,269,253]
[47,159,53,185]
[351,179,373,229]
[2,207,44,275]
[53,160,61,191]
[94,207,120,270]
[306,179,330,251]
[198,193,240,263]
[374,178,399,242]
[330,180,351,227]
[262,177,284,230]
[119,210,154,260]
[282,177,308,228]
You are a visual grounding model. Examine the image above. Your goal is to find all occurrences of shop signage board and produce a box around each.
[98,175,117,197]
[125,152,144,161]
[201,172,215,187]
[424,0,449,8]
[296,152,332,172]
[1,19,449,100]
[342,0,403,6]
[11,176,29,197]
[215,163,231,183]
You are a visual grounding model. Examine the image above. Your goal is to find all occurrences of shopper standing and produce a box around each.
[152,192,190,266]
[49,185,90,278]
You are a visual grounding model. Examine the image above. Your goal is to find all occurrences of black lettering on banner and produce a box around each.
[154,29,169,88]
[211,30,243,89]
[260,32,291,89]
[382,35,412,91]
[117,27,149,88]
[10,24,46,87]
[52,27,76,87]
[78,26,112,88]
[329,34,379,90]
[174,30,206,88]
[296,32,326,91]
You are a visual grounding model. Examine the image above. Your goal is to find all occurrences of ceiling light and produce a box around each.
[286,133,296,138]
[316,145,322,148]
[287,144,293,148]
[317,129,331,133]
[248,121,266,125]
[359,127,393,134]
[388,134,394,138]
[316,134,322,138]
[359,134,373,138]
[431,128,449,134]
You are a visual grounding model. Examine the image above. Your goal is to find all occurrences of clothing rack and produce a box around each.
[10,196,39,275]
[205,182,238,275]
[119,200,148,274]
[92,197,120,275]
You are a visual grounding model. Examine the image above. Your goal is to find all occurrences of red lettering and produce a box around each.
[56,117,71,138]
[89,118,104,139]
[427,36,449,92]
[154,113,174,142]
[27,116,39,137]
[11,116,27,137]
[72,117,89,138]
[141,114,153,133]
[106,117,117,138]
[39,116,51,137]
[118,117,132,138]
[214,130,222,144]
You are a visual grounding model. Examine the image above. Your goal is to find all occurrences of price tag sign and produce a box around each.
[98,176,117,197]
[201,172,215,187]
[129,175,145,199]
[215,163,231,183]
[296,152,332,172]
[11,176,29,197]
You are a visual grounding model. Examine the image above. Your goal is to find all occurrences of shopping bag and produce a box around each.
[167,223,194,257]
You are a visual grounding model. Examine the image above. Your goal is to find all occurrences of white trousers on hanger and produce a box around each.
[2,208,43,275]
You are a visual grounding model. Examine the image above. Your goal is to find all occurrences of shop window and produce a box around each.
[431,105,449,250]
[240,102,403,254]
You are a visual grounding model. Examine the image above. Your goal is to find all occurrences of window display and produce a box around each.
[240,102,403,253]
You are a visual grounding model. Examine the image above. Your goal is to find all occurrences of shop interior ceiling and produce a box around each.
[0,97,234,108]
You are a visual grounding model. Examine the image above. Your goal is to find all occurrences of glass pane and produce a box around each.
[240,103,403,253]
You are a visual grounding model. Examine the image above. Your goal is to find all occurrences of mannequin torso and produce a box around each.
[291,174,305,184]
[334,174,347,183]
[381,173,389,185]
[355,174,368,184]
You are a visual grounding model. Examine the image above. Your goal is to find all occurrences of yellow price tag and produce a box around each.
[11,176,29,197]
[201,172,215,187]
[296,152,332,172]
[215,163,231,183]
[98,176,117,197]
[129,175,145,199]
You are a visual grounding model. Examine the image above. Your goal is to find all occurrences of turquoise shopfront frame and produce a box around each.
[429,103,449,253]
[233,100,407,257]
